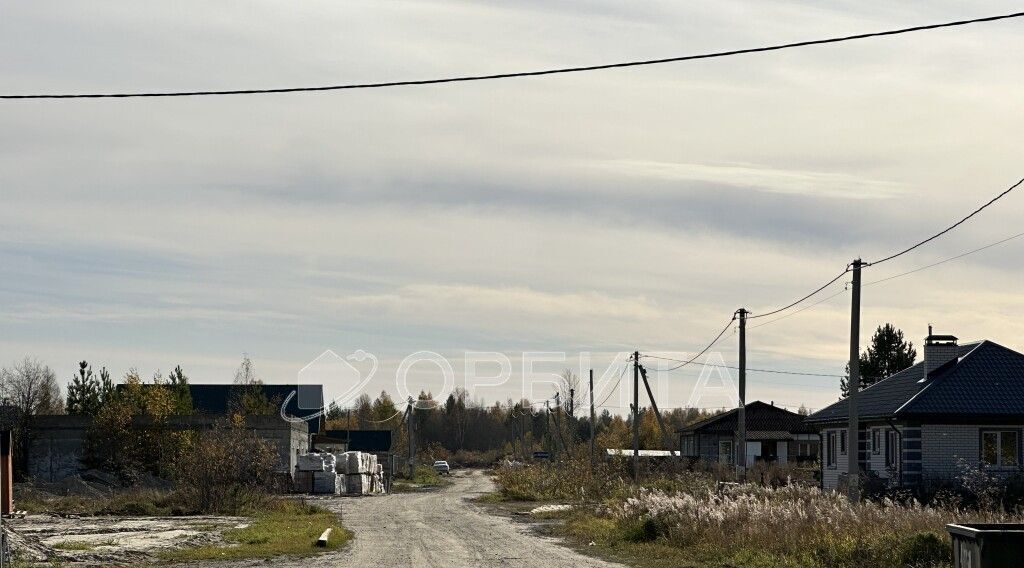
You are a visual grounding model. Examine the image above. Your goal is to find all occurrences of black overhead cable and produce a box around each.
[748,286,849,330]
[867,177,1024,266]
[593,364,630,409]
[865,228,1024,287]
[4,12,1023,100]
[659,317,736,371]
[747,268,850,319]
[643,355,847,378]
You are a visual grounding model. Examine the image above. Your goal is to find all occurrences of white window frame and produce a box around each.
[839,430,847,456]
[981,430,1020,469]
[719,440,734,465]
[872,428,882,455]
[826,432,837,469]
[885,429,899,470]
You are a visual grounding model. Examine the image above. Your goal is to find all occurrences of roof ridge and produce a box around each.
[895,340,1019,416]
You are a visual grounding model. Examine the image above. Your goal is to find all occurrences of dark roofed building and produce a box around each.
[314,429,393,453]
[805,332,1024,490]
[189,384,326,434]
[677,400,818,466]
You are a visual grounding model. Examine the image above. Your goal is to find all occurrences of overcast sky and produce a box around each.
[2,1,1022,414]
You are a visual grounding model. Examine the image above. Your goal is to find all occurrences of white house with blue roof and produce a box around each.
[806,329,1024,491]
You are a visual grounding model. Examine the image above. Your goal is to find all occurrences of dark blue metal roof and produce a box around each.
[189,384,325,433]
[804,341,1024,424]
[320,429,393,452]
[677,400,816,434]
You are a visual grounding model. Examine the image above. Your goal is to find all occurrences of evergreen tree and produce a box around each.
[66,360,101,415]
[97,367,115,406]
[842,323,917,397]
[167,365,193,414]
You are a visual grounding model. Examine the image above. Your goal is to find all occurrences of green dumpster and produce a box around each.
[946,523,1024,568]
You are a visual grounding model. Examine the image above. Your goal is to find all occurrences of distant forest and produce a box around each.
[323,374,735,464]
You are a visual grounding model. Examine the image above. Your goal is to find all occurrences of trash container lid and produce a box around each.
[947,523,1024,537]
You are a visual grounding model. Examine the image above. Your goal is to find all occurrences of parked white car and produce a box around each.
[432,460,451,475]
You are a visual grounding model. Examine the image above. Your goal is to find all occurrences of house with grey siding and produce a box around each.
[805,330,1024,491]
[678,401,818,466]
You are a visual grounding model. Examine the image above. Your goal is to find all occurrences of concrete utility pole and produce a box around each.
[847,259,863,502]
[407,397,416,478]
[736,308,748,478]
[632,350,640,480]
[589,369,596,467]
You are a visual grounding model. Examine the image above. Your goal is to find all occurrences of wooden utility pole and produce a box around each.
[544,400,551,454]
[552,391,567,455]
[737,308,748,477]
[568,387,575,454]
[847,259,863,502]
[632,350,640,480]
[407,397,416,478]
[638,363,681,469]
[589,369,596,466]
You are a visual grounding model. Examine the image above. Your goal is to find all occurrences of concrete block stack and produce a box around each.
[313,470,344,495]
[296,452,344,494]
[340,451,377,495]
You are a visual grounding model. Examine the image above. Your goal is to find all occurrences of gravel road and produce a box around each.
[179,469,620,568]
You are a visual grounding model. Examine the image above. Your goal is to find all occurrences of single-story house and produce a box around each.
[677,400,819,466]
[805,331,1024,490]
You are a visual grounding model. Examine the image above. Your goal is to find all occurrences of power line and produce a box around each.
[748,286,849,329]
[867,177,1024,266]
[659,317,737,371]
[865,228,1024,287]
[593,364,630,409]
[747,267,850,319]
[643,355,846,378]
[4,12,1023,100]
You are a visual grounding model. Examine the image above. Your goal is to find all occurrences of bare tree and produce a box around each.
[0,357,63,416]
[558,369,583,417]
[233,354,260,385]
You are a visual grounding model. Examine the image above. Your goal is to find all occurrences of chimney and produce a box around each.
[924,325,958,377]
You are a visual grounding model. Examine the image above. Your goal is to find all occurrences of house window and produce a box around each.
[981,430,1020,468]
[839,431,847,455]
[719,440,734,465]
[682,435,695,456]
[872,429,882,455]
[886,429,899,469]
[826,432,837,468]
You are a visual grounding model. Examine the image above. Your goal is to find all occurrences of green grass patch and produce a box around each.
[53,540,96,551]
[16,487,191,516]
[393,465,451,492]
[158,499,350,562]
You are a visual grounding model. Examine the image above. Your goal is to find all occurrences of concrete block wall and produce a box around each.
[26,415,309,482]
[27,415,91,482]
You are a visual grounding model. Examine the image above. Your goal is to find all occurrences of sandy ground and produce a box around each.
[5,514,245,565]
[178,469,621,568]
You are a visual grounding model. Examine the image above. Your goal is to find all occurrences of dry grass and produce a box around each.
[158,499,350,561]
[491,460,1023,567]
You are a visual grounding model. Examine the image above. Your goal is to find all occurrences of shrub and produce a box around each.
[622,517,662,542]
[172,415,279,514]
[898,532,950,567]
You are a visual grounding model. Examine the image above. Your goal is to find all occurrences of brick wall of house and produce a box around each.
[921,424,980,479]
